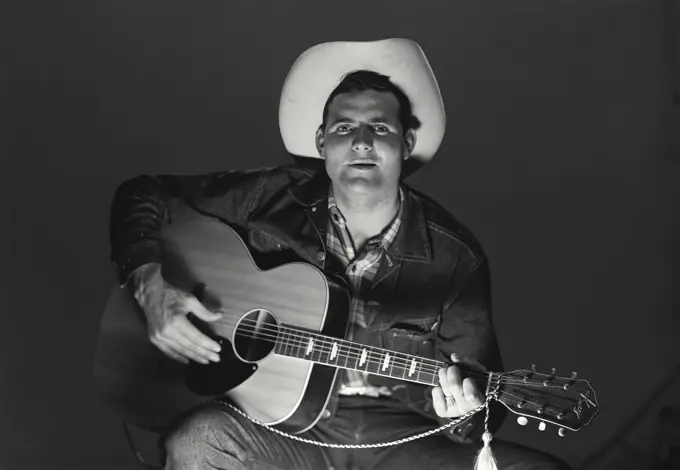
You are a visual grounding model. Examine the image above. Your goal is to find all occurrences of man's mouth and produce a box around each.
[348,160,377,168]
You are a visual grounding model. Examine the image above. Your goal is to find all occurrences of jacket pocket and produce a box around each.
[380,317,438,358]
[379,320,440,412]
[248,228,290,253]
[246,228,298,270]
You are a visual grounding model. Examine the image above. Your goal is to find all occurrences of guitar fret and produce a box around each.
[343,340,358,370]
[342,341,350,368]
[284,327,301,358]
[283,329,290,356]
[316,337,331,363]
[365,347,381,375]
[289,331,295,357]
[275,329,284,355]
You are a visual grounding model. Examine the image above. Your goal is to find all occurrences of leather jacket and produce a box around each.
[109,159,507,443]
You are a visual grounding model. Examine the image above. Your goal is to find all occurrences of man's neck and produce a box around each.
[332,184,400,242]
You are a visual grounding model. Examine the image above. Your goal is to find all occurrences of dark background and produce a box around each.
[5,1,680,469]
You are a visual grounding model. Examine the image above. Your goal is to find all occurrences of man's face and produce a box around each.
[316,89,416,198]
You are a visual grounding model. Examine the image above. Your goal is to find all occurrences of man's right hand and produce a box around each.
[130,263,223,365]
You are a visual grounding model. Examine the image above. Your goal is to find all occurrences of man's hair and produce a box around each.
[320,70,422,134]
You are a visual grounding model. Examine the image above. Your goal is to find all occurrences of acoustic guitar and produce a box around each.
[93,205,599,437]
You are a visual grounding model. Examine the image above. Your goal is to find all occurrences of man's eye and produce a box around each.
[336,125,352,133]
[373,125,389,134]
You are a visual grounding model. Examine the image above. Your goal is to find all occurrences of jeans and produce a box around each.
[162,397,571,470]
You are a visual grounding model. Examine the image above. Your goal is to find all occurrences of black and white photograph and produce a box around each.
[4,1,680,469]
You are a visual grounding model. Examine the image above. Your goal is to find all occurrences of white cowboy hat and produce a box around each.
[278,38,446,168]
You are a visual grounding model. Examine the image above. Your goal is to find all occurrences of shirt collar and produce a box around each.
[287,165,431,262]
[327,187,404,251]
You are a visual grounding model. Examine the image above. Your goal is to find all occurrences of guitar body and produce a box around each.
[94,206,350,434]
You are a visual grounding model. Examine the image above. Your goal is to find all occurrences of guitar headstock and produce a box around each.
[490,365,599,436]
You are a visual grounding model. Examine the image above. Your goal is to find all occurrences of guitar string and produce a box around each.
[233,326,571,391]
[199,316,570,389]
[216,317,488,380]
[190,310,486,381]
[214,317,569,388]
[491,389,579,417]
[212,333,566,416]
[191,322,578,416]
[198,315,454,374]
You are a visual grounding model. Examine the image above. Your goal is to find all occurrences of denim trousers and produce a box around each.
[161,396,571,470]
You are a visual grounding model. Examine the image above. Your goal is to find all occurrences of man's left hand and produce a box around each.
[432,353,485,418]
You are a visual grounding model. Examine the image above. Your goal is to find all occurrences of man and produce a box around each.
[109,39,570,470]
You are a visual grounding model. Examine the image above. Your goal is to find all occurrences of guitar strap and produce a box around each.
[210,397,489,450]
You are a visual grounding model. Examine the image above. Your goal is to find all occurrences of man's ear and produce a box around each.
[315,126,325,158]
[403,129,417,160]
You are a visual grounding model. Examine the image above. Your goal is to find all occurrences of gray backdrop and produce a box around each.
[5,1,680,469]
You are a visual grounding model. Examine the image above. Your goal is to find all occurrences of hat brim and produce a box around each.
[278,38,445,168]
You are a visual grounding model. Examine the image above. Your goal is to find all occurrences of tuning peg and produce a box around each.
[517,416,528,426]
[558,427,566,437]
[538,421,546,431]
[531,364,538,373]
[543,368,556,386]
[564,371,578,390]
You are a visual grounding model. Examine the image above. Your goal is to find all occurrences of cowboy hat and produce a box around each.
[278,38,446,168]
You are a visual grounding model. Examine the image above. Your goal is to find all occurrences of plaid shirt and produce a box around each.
[326,188,404,397]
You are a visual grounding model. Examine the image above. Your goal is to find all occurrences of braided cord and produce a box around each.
[212,397,491,449]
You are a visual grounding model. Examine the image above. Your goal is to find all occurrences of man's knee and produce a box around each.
[163,404,245,462]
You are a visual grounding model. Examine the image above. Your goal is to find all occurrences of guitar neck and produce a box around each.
[273,324,491,389]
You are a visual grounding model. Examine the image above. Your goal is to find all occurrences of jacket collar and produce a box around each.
[288,166,432,263]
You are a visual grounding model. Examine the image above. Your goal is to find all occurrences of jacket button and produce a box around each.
[321,408,331,419]
[317,251,326,261]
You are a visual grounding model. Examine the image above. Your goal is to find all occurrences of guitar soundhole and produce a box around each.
[233,309,279,363]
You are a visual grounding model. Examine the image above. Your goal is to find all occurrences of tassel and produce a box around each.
[474,401,498,470]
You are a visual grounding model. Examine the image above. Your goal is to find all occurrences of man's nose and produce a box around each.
[352,126,374,152]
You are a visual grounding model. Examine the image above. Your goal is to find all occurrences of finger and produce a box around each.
[445,365,467,405]
[176,323,222,363]
[165,323,221,363]
[155,334,209,364]
[451,352,487,371]
[184,296,223,322]
[162,339,210,364]
[152,339,189,364]
[151,299,220,363]
[154,320,212,364]
[438,367,451,396]
[431,386,454,418]
[176,314,222,354]
[462,377,484,405]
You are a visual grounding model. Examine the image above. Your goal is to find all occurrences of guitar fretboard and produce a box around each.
[273,324,459,387]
